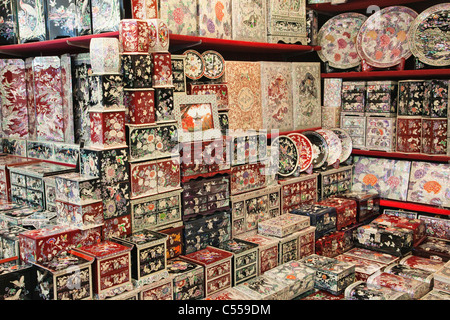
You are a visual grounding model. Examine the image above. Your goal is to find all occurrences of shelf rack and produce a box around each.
[307,0,430,13]
[352,149,450,163]
[380,199,450,216]
[321,69,450,80]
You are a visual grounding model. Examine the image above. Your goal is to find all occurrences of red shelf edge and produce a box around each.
[352,149,450,163]
[380,199,450,216]
[321,69,450,79]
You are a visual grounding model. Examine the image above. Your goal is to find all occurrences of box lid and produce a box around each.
[76,240,132,258]
[433,261,450,284]
[181,246,233,266]
[384,263,434,284]
[278,173,318,186]
[0,256,33,275]
[204,287,252,300]
[217,238,259,255]
[234,275,288,300]
[235,232,279,250]
[0,155,36,168]
[9,162,74,177]
[344,247,398,265]
[19,225,79,240]
[34,250,94,273]
[338,191,380,201]
[264,260,316,285]
[115,229,168,247]
[291,204,336,216]
[54,172,99,182]
[399,255,445,273]
[336,254,385,276]
[166,258,203,275]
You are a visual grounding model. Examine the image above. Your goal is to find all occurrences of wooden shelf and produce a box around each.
[0,32,321,59]
[321,68,450,80]
[352,149,450,163]
[307,0,428,13]
[380,199,450,216]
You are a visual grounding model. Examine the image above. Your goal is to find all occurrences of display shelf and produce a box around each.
[307,0,428,13]
[381,199,450,216]
[352,149,450,163]
[0,32,321,58]
[321,68,450,80]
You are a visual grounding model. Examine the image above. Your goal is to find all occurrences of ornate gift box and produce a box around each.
[258,213,310,238]
[54,173,101,205]
[0,226,27,259]
[217,238,259,286]
[355,223,414,256]
[433,260,450,294]
[318,165,353,200]
[341,81,366,114]
[0,59,29,138]
[234,275,288,300]
[230,162,266,196]
[33,250,94,300]
[139,276,173,300]
[298,226,316,259]
[317,197,357,231]
[43,176,56,212]
[279,174,318,214]
[344,280,410,300]
[407,161,449,208]
[119,19,150,54]
[198,0,232,39]
[422,118,447,155]
[224,61,263,131]
[0,1,17,44]
[158,222,184,259]
[127,123,178,162]
[323,78,342,108]
[0,156,38,201]
[231,0,267,42]
[278,231,302,264]
[396,117,422,153]
[384,263,433,287]
[91,0,123,34]
[129,157,180,199]
[266,0,307,44]
[182,246,233,297]
[121,54,153,89]
[397,80,429,116]
[228,130,267,166]
[159,0,198,36]
[315,231,347,258]
[260,62,294,132]
[80,147,129,185]
[340,114,366,148]
[365,81,397,115]
[112,229,168,287]
[413,237,450,262]
[399,255,445,274]
[72,53,92,144]
[425,79,448,118]
[299,254,356,295]
[155,87,175,122]
[17,0,46,43]
[418,215,450,241]
[366,271,430,299]
[189,83,229,111]
[130,189,182,232]
[204,287,251,300]
[336,192,380,223]
[0,207,42,229]
[166,257,205,300]
[100,181,131,219]
[291,204,337,239]
[151,53,173,87]
[102,214,132,240]
[19,225,81,264]
[183,210,231,254]
[89,109,127,149]
[182,175,230,221]
[89,75,124,111]
[75,240,133,299]
[235,231,279,275]
[371,213,426,245]
[124,89,155,125]
[0,256,33,300]
[352,156,411,201]
[264,260,315,300]
[344,247,399,265]
[335,254,386,281]
[45,0,78,40]
[365,116,396,152]
[171,55,186,94]
[56,200,104,229]
[231,185,280,237]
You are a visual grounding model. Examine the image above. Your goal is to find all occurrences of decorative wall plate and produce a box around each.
[356,6,418,68]
[316,129,342,166]
[317,12,367,69]
[408,3,450,67]
[287,133,313,172]
[202,50,225,80]
[302,131,329,169]
[331,128,353,163]
[183,50,205,80]
[271,136,299,177]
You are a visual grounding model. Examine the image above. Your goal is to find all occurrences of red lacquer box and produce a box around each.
[188,83,229,110]
[56,200,104,229]
[89,109,127,149]
[422,118,447,155]
[279,174,318,215]
[371,213,426,245]
[230,163,266,196]
[102,215,132,240]
[151,52,173,87]
[396,117,422,153]
[124,89,156,125]
[317,197,357,231]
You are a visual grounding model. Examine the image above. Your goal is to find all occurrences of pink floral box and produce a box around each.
[230,162,267,196]
[89,109,127,149]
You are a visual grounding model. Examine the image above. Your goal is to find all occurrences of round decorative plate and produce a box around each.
[408,3,450,67]
[331,128,353,163]
[317,12,367,69]
[302,131,329,169]
[356,6,418,68]
[183,49,205,80]
[270,136,299,177]
[202,50,226,80]
[287,133,314,172]
[316,129,342,166]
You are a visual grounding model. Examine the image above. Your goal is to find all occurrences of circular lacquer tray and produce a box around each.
[316,129,342,167]
[271,136,299,177]
[408,3,450,67]
[287,133,313,172]
[317,12,367,69]
[356,6,418,68]
[302,131,329,169]
[331,128,353,163]
[202,50,225,80]
[183,49,205,80]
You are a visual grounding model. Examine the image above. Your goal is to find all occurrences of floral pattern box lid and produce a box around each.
[9,162,75,178]
[344,247,399,265]
[234,274,288,300]
[182,246,233,266]
[76,240,132,258]
[37,251,93,272]
[217,238,258,255]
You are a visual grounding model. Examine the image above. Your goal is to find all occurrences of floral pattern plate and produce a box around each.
[271,136,299,177]
[183,50,205,80]
[408,3,450,67]
[356,6,418,68]
[331,128,353,163]
[317,12,367,69]
[287,133,313,172]
[316,129,342,166]
[303,131,329,169]
[202,50,225,80]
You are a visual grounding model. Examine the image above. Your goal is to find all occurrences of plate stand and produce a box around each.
[361,58,406,72]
